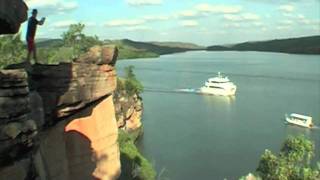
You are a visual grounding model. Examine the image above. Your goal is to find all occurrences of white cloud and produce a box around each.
[253,22,263,27]
[280,20,294,25]
[124,26,152,32]
[178,10,199,18]
[84,22,97,27]
[276,26,291,30]
[224,13,260,21]
[196,3,242,14]
[143,15,170,21]
[224,23,241,28]
[297,14,305,19]
[242,13,260,20]
[105,19,146,27]
[160,32,169,36]
[52,20,77,28]
[126,0,162,6]
[180,20,199,27]
[224,15,242,21]
[25,0,78,15]
[278,4,295,12]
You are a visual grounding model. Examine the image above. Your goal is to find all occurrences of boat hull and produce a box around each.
[285,117,313,128]
[199,86,236,96]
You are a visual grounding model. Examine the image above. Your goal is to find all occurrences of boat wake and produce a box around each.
[175,88,200,94]
[144,88,201,95]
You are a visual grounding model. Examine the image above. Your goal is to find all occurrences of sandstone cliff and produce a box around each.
[0,46,122,180]
[114,88,143,133]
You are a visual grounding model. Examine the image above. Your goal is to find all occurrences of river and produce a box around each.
[116,51,320,180]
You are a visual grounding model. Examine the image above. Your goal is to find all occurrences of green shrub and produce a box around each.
[119,130,156,180]
[0,34,25,68]
[62,23,102,59]
[124,65,144,95]
[254,136,320,180]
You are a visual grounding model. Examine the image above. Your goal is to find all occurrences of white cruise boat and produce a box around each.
[200,72,237,96]
[285,113,314,128]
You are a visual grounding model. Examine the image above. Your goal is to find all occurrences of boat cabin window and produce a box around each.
[292,116,308,122]
[210,81,229,83]
[209,86,224,89]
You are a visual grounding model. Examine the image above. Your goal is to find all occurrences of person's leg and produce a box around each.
[27,50,31,63]
[27,38,36,64]
[26,38,32,63]
[33,45,37,63]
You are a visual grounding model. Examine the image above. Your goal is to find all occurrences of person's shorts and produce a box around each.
[27,37,35,52]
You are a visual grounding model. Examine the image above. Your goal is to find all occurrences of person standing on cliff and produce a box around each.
[26,9,45,64]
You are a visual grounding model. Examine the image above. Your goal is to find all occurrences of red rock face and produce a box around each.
[64,95,120,180]
[36,96,120,180]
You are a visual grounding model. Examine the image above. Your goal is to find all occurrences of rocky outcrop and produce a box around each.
[30,62,117,121]
[0,0,28,34]
[114,90,143,133]
[0,69,38,180]
[76,45,118,66]
[0,46,121,180]
[0,70,37,163]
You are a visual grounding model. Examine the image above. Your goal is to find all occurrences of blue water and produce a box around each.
[116,51,320,180]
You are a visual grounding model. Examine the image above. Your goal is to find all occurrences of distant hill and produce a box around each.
[207,35,320,54]
[149,41,204,50]
[104,39,204,59]
[113,39,203,55]
[36,38,63,48]
[36,38,204,60]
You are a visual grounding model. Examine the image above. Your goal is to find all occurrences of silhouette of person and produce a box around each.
[26,9,45,64]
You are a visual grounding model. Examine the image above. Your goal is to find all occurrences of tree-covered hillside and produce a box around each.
[208,36,320,54]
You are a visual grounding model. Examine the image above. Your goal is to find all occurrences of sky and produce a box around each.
[22,0,320,46]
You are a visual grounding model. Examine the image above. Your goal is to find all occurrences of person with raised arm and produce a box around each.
[26,9,45,64]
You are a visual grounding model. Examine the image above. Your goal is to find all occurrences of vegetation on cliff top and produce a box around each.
[208,35,320,54]
[241,136,320,180]
[37,23,101,64]
[0,23,101,68]
[0,34,25,68]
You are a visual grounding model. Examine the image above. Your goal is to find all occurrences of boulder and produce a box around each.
[0,0,28,34]
[0,159,29,180]
[0,70,30,124]
[76,45,118,65]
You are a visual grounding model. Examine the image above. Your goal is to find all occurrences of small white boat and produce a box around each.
[199,72,237,96]
[285,113,314,128]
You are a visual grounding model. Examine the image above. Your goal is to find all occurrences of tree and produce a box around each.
[255,136,320,180]
[0,34,25,68]
[62,23,101,59]
[124,65,144,95]
[62,23,85,58]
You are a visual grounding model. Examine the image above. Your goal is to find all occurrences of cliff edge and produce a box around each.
[0,45,123,180]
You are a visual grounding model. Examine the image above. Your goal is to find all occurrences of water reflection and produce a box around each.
[284,124,312,137]
[202,95,235,106]
[201,95,235,115]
